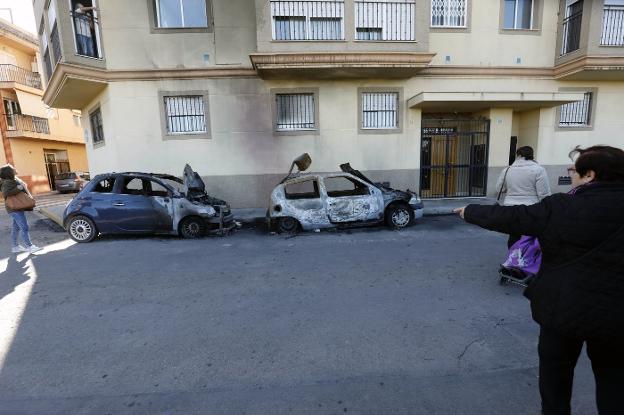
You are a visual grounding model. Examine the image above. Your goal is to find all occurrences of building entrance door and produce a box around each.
[420,118,490,198]
[44,151,71,190]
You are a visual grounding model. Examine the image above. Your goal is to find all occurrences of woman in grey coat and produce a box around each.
[496,146,551,247]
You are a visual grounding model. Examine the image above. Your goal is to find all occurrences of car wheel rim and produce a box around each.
[392,209,410,227]
[70,219,92,241]
[280,218,296,232]
[184,222,201,237]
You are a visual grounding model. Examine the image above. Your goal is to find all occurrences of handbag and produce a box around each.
[5,191,36,211]
[496,167,511,204]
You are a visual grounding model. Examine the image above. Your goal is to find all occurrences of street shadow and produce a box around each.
[0,255,31,302]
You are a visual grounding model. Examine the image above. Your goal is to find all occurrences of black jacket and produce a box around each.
[464,182,624,340]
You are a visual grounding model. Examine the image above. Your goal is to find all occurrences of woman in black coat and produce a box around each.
[455,145,624,415]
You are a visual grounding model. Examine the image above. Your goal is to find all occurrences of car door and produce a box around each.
[144,179,175,232]
[79,175,119,233]
[281,178,331,229]
[111,176,158,232]
[322,175,382,223]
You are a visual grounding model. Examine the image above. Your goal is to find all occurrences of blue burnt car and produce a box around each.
[63,165,235,243]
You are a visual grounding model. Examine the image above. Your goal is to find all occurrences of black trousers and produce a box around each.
[538,326,624,415]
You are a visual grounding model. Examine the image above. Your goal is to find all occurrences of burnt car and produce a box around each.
[268,154,424,233]
[63,165,234,243]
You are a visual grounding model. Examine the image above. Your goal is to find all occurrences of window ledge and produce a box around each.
[500,28,542,36]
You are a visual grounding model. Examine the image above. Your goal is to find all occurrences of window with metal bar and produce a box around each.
[559,92,592,127]
[89,107,105,144]
[276,93,315,131]
[361,92,399,129]
[164,96,207,134]
[431,0,467,28]
[355,0,415,41]
[271,1,345,40]
[601,0,624,46]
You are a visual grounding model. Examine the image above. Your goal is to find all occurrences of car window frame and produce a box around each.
[88,174,118,194]
[322,175,372,198]
[145,178,173,198]
[283,178,321,200]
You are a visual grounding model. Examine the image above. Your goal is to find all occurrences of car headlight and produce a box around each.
[409,195,420,205]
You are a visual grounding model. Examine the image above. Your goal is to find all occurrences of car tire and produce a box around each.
[67,215,97,243]
[277,217,299,234]
[179,216,205,239]
[385,203,414,229]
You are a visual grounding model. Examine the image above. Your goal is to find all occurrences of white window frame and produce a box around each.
[271,88,320,136]
[270,0,345,41]
[504,0,535,30]
[358,88,403,134]
[430,0,468,28]
[154,0,209,28]
[163,95,207,135]
[354,0,416,41]
[158,91,211,140]
[558,92,593,128]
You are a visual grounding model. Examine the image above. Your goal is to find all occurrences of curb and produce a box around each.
[38,207,64,228]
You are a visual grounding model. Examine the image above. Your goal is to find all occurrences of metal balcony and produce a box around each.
[6,114,50,135]
[0,65,42,89]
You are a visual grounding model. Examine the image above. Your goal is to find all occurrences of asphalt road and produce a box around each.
[0,214,596,414]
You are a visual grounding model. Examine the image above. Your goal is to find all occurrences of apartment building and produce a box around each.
[33,0,624,207]
[0,17,86,194]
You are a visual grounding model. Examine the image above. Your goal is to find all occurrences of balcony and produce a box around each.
[255,0,431,79]
[555,2,624,81]
[0,65,42,90]
[5,114,50,137]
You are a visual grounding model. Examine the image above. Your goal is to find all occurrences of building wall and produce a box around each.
[9,137,88,193]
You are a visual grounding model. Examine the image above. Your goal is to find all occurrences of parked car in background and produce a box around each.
[63,165,235,243]
[268,154,424,233]
[54,171,90,193]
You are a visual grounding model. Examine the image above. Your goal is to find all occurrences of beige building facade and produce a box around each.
[0,17,87,194]
[34,0,624,207]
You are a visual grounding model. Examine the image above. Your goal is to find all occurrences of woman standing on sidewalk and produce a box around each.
[455,145,624,415]
[1,165,41,254]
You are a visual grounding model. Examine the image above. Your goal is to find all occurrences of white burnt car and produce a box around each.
[268,154,424,233]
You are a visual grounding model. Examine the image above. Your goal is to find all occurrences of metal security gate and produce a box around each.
[420,118,490,198]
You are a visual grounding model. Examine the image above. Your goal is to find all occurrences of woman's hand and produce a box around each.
[453,207,466,219]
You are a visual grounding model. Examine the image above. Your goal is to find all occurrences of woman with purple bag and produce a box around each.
[454,145,624,415]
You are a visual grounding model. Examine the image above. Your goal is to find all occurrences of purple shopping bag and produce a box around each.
[502,236,541,276]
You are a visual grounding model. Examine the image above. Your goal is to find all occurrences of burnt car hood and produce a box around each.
[339,162,414,198]
[182,164,228,207]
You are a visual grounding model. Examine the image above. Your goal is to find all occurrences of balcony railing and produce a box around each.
[6,114,50,135]
[71,11,102,58]
[270,1,345,40]
[0,64,42,89]
[561,8,583,55]
[355,0,415,41]
[601,5,624,46]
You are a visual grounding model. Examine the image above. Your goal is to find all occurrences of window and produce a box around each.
[284,179,320,200]
[361,92,399,130]
[147,180,170,197]
[601,0,624,46]
[122,177,146,195]
[276,93,316,131]
[503,0,534,29]
[73,114,81,127]
[324,176,370,198]
[89,107,105,145]
[559,92,592,127]
[271,0,345,40]
[164,96,207,134]
[92,177,115,193]
[154,0,209,28]
[3,99,21,130]
[355,0,415,41]
[356,27,382,40]
[431,0,467,28]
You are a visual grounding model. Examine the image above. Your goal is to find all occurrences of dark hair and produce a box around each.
[569,145,624,182]
[516,146,534,160]
[0,164,15,180]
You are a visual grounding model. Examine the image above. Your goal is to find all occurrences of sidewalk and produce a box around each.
[38,198,497,228]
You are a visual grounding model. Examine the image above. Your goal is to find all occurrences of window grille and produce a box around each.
[276,93,315,130]
[601,3,624,46]
[356,27,382,40]
[164,96,207,134]
[559,92,592,127]
[271,1,345,40]
[361,92,399,129]
[355,0,415,41]
[90,108,105,144]
[431,0,467,27]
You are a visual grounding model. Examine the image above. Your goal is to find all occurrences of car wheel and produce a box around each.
[277,217,299,234]
[67,215,97,243]
[385,204,414,229]
[179,216,205,239]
